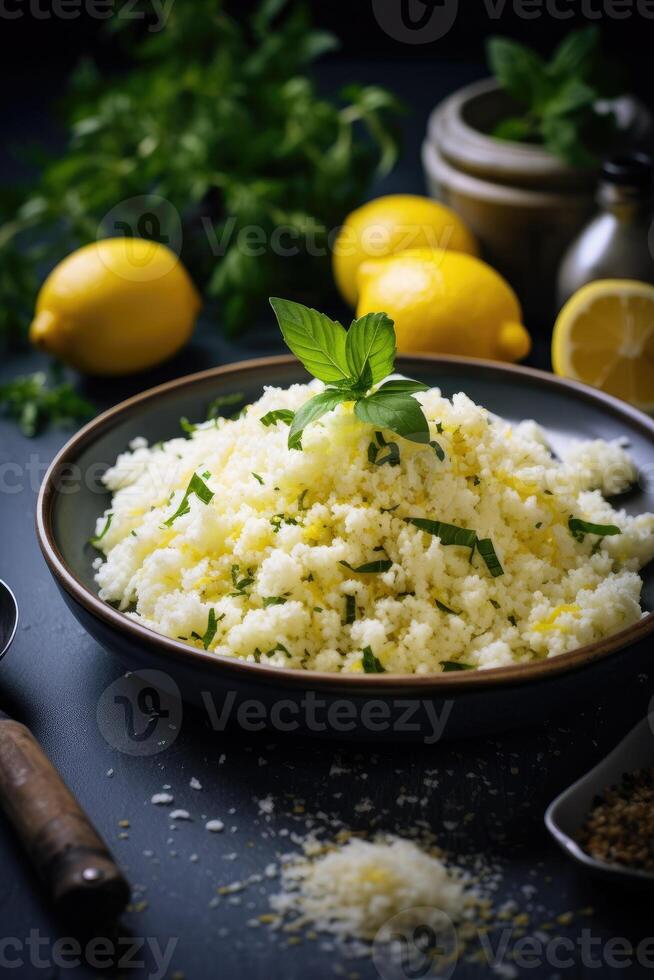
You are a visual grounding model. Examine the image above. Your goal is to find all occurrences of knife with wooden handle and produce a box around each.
[0,579,129,925]
[0,714,130,924]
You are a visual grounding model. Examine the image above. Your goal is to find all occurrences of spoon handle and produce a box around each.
[0,717,130,923]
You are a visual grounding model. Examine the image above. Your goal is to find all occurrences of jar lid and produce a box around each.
[601,152,653,188]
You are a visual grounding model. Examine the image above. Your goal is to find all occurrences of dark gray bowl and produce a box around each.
[36,355,654,740]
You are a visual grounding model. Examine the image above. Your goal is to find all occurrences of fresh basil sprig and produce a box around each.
[270,297,431,449]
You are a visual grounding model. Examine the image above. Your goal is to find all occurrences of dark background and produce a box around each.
[1,0,653,183]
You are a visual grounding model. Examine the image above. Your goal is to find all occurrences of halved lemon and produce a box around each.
[552,279,654,412]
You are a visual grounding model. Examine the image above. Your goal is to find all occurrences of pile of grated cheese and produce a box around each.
[269,834,467,942]
[93,381,654,672]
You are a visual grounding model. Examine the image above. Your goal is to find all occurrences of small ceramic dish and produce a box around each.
[545,715,654,888]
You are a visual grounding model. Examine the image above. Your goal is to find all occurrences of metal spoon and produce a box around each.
[0,579,130,923]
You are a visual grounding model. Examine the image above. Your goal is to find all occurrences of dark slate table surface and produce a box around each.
[1,58,654,980]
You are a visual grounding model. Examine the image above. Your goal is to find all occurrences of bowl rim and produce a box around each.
[36,352,654,694]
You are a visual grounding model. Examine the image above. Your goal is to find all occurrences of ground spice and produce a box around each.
[578,767,654,873]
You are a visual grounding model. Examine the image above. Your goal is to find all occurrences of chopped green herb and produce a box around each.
[180,417,197,435]
[535,521,543,529]
[230,564,255,596]
[380,504,400,513]
[201,609,224,650]
[476,537,504,578]
[471,475,481,486]
[508,614,517,627]
[90,512,113,546]
[313,606,323,613]
[207,392,246,419]
[434,422,444,434]
[568,517,621,542]
[344,595,356,625]
[297,489,309,510]
[263,596,287,608]
[489,599,500,609]
[164,473,214,527]
[130,530,137,537]
[430,440,445,462]
[435,599,459,615]
[440,660,474,672]
[260,409,295,428]
[361,646,385,673]
[270,513,299,533]
[252,472,264,485]
[405,518,477,551]
[368,431,401,467]
[340,559,393,574]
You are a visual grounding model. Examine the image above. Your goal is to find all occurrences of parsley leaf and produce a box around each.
[405,518,477,551]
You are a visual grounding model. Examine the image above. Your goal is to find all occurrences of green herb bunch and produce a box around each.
[0,372,94,437]
[487,27,621,166]
[269,297,432,449]
[0,0,402,346]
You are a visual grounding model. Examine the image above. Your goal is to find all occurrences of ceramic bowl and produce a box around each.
[36,354,654,740]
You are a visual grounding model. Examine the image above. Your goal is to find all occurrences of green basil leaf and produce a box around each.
[376,379,430,394]
[260,409,295,427]
[545,78,596,118]
[362,646,385,673]
[354,391,430,444]
[440,660,474,672]
[288,389,351,450]
[549,26,599,81]
[568,517,621,542]
[345,311,395,385]
[405,518,477,550]
[476,537,504,578]
[270,297,351,384]
[487,36,548,107]
[340,559,393,573]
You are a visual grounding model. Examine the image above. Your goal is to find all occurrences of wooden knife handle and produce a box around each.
[0,718,130,923]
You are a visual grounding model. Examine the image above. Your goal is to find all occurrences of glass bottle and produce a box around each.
[556,152,654,310]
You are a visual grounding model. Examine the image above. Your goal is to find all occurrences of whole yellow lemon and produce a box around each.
[29,238,201,375]
[332,194,478,307]
[357,248,531,363]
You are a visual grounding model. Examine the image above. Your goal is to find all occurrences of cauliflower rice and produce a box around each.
[93,382,654,673]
